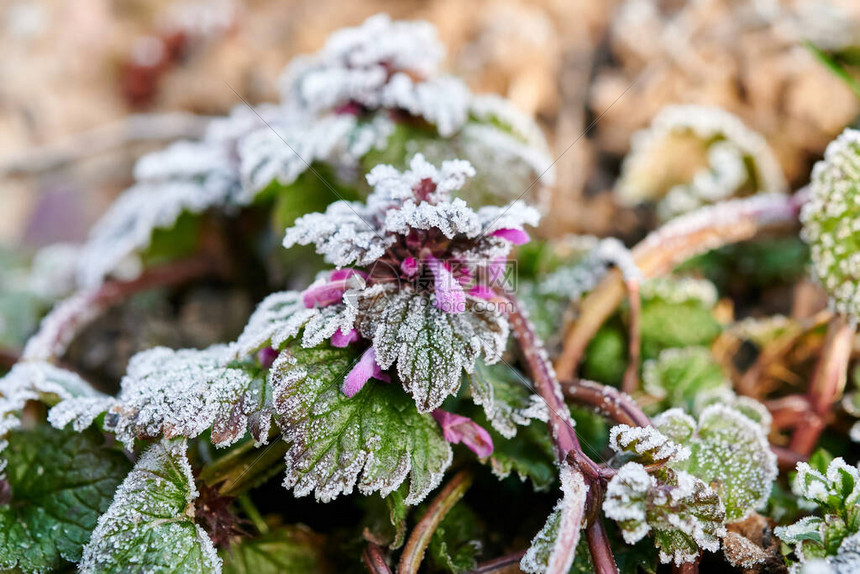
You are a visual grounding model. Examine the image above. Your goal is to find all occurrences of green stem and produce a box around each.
[238,493,269,535]
[805,41,860,100]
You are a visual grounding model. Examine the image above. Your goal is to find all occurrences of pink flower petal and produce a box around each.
[302,280,348,308]
[432,410,494,457]
[331,328,360,348]
[425,254,466,314]
[401,257,419,277]
[342,346,387,397]
[491,228,530,245]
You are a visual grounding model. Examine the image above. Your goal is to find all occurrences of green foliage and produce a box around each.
[639,299,721,360]
[273,343,452,504]
[582,325,627,386]
[465,360,546,439]
[485,419,556,491]
[428,503,483,573]
[80,440,221,573]
[221,526,331,574]
[655,406,777,522]
[641,347,728,414]
[0,425,131,573]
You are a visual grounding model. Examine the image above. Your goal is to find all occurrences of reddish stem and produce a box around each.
[621,279,642,395]
[21,256,220,363]
[472,550,527,573]
[585,519,619,574]
[562,378,651,427]
[362,542,392,574]
[0,348,20,370]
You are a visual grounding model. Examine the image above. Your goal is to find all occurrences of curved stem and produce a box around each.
[363,542,392,574]
[790,316,855,455]
[555,192,805,380]
[562,379,651,428]
[621,279,642,395]
[398,470,473,574]
[471,550,527,573]
[586,519,619,574]
[22,256,220,363]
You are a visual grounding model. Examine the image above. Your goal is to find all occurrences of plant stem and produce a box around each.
[555,192,806,380]
[398,469,473,574]
[21,256,220,363]
[585,519,619,574]
[471,550,527,573]
[561,378,651,427]
[363,542,392,574]
[790,316,855,455]
[621,279,642,394]
[237,493,269,535]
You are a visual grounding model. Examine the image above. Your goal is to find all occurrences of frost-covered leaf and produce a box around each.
[655,405,778,522]
[429,503,483,573]
[465,360,547,439]
[358,289,508,413]
[51,345,274,449]
[76,140,240,287]
[603,462,726,566]
[641,347,728,414]
[80,440,221,574]
[234,291,317,356]
[0,425,131,573]
[272,343,452,504]
[639,296,722,360]
[220,525,330,574]
[793,457,860,512]
[486,419,556,491]
[608,424,690,466]
[798,531,860,574]
[0,361,104,473]
[521,463,588,574]
[721,531,768,569]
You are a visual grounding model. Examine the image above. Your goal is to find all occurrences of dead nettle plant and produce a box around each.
[4,11,860,574]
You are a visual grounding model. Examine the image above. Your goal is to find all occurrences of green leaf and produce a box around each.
[80,440,221,574]
[582,324,627,387]
[641,347,729,414]
[656,405,778,522]
[361,485,409,550]
[272,343,452,504]
[221,526,330,574]
[465,360,546,439]
[485,420,555,492]
[0,424,131,573]
[639,300,721,360]
[358,289,508,413]
[429,503,483,573]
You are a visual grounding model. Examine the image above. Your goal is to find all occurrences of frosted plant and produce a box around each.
[603,461,725,565]
[617,105,787,220]
[79,440,222,573]
[74,14,554,288]
[654,406,778,522]
[280,153,538,413]
[641,347,729,414]
[801,128,860,321]
[776,458,860,570]
[520,463,589,574]
[0,361,106,474]
[540,237,641,300]
[608,424,691,465]
[639,276,718,308]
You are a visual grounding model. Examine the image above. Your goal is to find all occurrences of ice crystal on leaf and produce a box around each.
[603,461,726,565]
[465,360,548,439]
[521,463,589,574]
[51,345,274,450]
[609,424,691,466]
[800,128,860,321]
[79,440,222,574]
[0,361,104,473]
[271,343,452,504]
[540,237,641,300]
[654,406,778,522]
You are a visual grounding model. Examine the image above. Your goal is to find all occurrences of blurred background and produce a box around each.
[2,0,860,247]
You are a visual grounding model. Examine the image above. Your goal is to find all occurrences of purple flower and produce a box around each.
[302,269,367,308]
[331,328,360,348]
[256,347,279,369]
[431,410,494,457]
[400,256,419,277]
[469,285,495,300]
[425,253,466,314]
[342,346,389,397]
[490,228,530,245]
